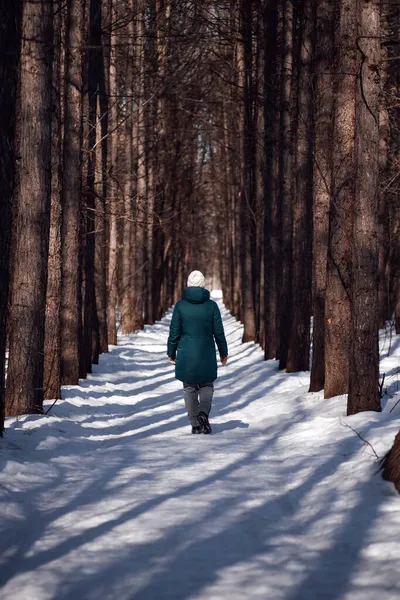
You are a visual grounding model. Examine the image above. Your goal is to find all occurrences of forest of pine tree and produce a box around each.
[0,0,399,489]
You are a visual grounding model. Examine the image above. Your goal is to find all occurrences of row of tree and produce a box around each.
[0,1,399,488]
[214,0,399,413]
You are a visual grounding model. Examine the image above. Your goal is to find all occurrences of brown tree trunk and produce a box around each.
[324,0,357,398]
[347,0,381,415]
[382,430,400,492]
[263,0,279,360]
[378,6,390,329]
[44,1,63,400]
[309,0,335,391]
[133,4,146,332]
[241,0,256,343]
[121,5,135,335]
[95,0,111,354]
[61,0,84,385]
[277,0,294,369]
[107,2,118,345]
[286,0,314,373]
[6,0,53,416]
[83,0,102,372]
[0,0,22,430]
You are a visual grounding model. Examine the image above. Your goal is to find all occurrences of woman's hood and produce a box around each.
[183,287,210,304]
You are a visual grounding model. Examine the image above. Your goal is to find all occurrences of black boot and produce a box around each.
[191,426,202,434]
[198,411,212,434]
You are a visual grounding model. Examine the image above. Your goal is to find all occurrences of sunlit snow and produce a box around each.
[1,292,400,599]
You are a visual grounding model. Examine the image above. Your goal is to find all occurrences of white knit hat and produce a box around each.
[187,270,205,288]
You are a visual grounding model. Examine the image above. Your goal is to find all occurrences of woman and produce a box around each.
[167,270,228,434]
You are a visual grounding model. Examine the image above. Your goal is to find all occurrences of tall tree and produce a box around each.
[309,0,335,391]
[83,0,102,372]
[5,0,53,416]
[107,0,119,345]
[286,0,314,373]
[0,0,22,429]
[324,0,358,398]
[263,0,279,360]
[60,0,85,385]
[277,0,294,369]
[240,0,257,342]
[44,0,63,400]
[347,0,381,415]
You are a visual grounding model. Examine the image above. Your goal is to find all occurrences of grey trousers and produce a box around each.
[183,382,214,427]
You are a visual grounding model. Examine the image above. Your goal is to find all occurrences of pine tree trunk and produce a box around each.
[83,0,102,372]
[61,0,84,385]
[241,0,256,343]
[277,0,294,369]
[263,0,279,359]
[382,430,400,492]
[121,7,135,334]
[95,0,111,354]
[286,0,314,373]
[44,2,63,400]
[5,0,53,416]
[309,0,335,391]
[107,4,118,345]
[324,0,357,398]
[347,0,381,415]
[0,0,22,430]
[133,4,146,332]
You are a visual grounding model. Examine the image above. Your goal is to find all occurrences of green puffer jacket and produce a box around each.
[167,287,228,384]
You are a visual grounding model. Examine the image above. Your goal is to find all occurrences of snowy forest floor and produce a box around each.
[1,293,400,600]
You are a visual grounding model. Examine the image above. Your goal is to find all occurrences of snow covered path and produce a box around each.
[1,295,400,600]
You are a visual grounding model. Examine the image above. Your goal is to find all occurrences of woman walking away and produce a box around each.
[167,270,228,434]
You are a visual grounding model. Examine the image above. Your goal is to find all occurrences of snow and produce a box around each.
[1,293,400,600]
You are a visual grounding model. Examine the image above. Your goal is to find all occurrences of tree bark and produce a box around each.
[277,0,294,369]
[121,3,135,334]
[324,0,357,398]
[83,0,103,373]
[44,1,63,400]
[107,0,119,345]
[382,430,400,492]
[6,0,53,416]
[286,0,314,373]
[309,0,335,391]
[347,0,381,415]
[61,0,84,385]
[263,0,279,360]
[0,0,22,430]
[241,0,256,343]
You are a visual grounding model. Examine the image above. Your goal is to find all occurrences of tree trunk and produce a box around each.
[277,0,294,369]
[382,430,400,492]
[263,0,279,360]
[44,1,63,400]
[133,4,146,332]
[347,0,381,415]
[5,0,53,416]
[95,0,111,354]
[286,0,314,373]
[107,2,118,345]
[241,0,256,343]
[121,5,135,334]
[83,0,102,373]
[0,0,22,430]
[61,0,84,385]
[324,0,357,398]
[309,0,335,391]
